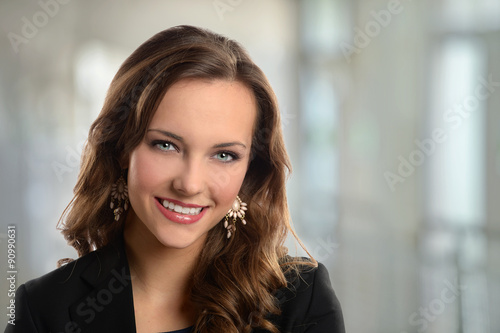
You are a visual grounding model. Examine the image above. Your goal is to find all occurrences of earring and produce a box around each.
[110,174,129,221]
[224,196,247,239]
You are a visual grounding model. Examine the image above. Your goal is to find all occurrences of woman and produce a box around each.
[6,25,344,333]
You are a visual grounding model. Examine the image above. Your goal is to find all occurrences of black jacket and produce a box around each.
[5,236,345,333]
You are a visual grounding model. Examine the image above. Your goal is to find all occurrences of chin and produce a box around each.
[152,227,208,250]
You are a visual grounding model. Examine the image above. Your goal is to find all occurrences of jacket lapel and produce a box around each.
[68,237,137,332]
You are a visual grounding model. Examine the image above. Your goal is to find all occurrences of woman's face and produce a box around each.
[124,78,256,251]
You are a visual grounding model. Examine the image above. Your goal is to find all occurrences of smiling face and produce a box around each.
[123,79,256,251]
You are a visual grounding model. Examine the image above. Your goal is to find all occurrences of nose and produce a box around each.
[172,158,206,196]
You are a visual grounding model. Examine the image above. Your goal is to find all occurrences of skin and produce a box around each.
[123,78,257,332]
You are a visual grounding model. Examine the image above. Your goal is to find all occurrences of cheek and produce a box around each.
[209,165,248,205]
[127,148,163,197]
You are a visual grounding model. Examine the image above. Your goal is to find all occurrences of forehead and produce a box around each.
[149,79,257,144]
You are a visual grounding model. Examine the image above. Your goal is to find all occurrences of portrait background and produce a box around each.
[1,1,499,332]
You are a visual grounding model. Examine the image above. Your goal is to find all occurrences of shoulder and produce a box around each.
[6,240,125,332]
[22,241,121,299]
[21,250,96,301]
[270,259,345,333]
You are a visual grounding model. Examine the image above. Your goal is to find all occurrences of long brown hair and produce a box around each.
[58,25,313,332]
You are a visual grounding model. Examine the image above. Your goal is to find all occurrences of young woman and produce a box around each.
[7,25,344,333]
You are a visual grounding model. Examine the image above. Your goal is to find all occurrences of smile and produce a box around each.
[154,197,207,225]
[160,199,203,215]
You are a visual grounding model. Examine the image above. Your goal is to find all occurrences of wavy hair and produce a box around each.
[58,25,313,332]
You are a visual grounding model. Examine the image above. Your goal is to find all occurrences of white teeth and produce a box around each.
[161,199,202,215]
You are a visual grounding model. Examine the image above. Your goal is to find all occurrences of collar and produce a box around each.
[68,235,137,332]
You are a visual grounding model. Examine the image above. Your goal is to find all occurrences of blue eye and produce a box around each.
[215,152,234,162]
[152,140,177,152]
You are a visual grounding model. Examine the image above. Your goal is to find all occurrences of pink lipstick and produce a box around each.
[154,197,207,224]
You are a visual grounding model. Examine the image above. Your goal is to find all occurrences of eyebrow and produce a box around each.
[147,129,247,149]
[147,129,183,141]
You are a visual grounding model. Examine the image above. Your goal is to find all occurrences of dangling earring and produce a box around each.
[110,173,129,221]
[224,196,247,239]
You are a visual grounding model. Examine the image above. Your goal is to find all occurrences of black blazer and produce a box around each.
[5,236,345,333]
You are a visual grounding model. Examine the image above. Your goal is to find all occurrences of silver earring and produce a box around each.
[110,174,129,221]
[224,196,247,239]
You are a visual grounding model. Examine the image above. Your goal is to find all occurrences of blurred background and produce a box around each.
[1,0,500,332]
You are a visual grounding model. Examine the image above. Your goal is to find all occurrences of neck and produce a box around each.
[123,214,204,304]
[123,213,201,330]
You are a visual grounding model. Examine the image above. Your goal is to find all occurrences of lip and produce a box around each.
[154,197,207,224]
[156,197,205,208]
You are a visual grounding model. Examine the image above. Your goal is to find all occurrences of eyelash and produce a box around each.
[151,140,178,152]
[150,140,241,163]
[215,151,241,163]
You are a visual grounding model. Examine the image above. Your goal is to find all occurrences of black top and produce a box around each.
[4,235,345,333]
